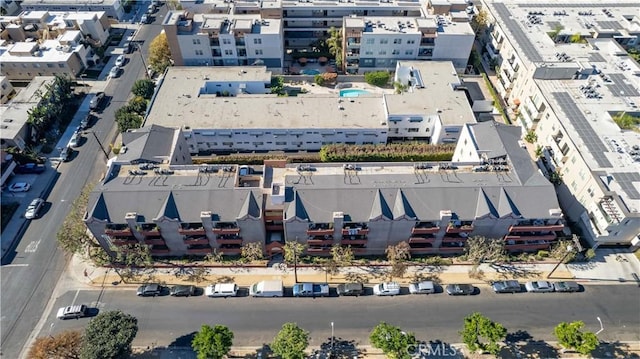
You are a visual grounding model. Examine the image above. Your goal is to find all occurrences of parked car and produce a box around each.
[446,284,475,296]
[205,283,238,298]
[337,283,364,297]
[24,198,45,219]
[373,282,400,296]
[109,65,121,78]
[553,281,580,293]
[89,92,105,111]
[115,54,126,67]
[60,146,72,162]
[141,14,150,24]
[56,304,87,320]
[170,285,196,297]
[69,132,80,148]
[15,163,46,174]
[137,283,162,296]
[525,281,555,293]
[491,280,521,294]
[123,41,133,54]
[409,281,436,294]
[293,283,330,297]
[79,113,95,130]
[8,182,31,192]
[146,4,156,14]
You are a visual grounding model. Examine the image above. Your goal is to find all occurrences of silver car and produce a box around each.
[553,281,580,293]
[25,198,44,219]
[409,281,435,294]
[525,280,555,293]
[491,280,521,293]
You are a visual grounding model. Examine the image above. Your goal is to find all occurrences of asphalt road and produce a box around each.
[0,15,164,358]
[46,285,640,348]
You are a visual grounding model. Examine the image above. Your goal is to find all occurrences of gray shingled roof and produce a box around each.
[117,125,175,164]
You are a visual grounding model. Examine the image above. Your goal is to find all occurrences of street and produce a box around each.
[0,13,165,358]
[45,284,640,348]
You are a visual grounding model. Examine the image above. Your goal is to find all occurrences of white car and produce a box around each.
[109,65,120,78]
[525,280,555,293]
[8,182,31,192]
[56,305,87,320]
[205,283,238,298]
[115,54,125,67]
[409,281,435,294]
[25,198,44,219]
[373,282,400,296]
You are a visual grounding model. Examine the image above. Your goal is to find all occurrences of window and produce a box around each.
[253,38,262,44]
[393,38,402,44]
[195,49,204,55]
[365,38,375,44]
[192,39,201,45]
[364,50,373,55]
[224,49,233,55]
[223,38,231,45]
[379,39,388,44]
[255,49,263,55]
[392,50,399,55]
[406,39,415,44]
[378,50,387,55]
[407,128,419,133]
[47,63,54,68]
[276,141,286,145]
[405,50,413,55]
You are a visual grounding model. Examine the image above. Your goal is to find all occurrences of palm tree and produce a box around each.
[326,27,343,69]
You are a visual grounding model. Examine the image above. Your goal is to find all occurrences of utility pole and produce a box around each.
[136,43,150,79]
[293,236,299,283]
[547,245,573,278]
[91,131,110,160]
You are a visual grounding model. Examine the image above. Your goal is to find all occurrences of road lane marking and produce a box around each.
[71,290,80,306]
[2,263,30,267]
[24,240,40,253]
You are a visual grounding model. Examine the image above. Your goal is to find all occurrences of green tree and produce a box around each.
[148,33,172,74]
[364,71,391,87]
[80,310,138,359]
[57,182,99,255]
[369,322,417,359]
[327,27,343,68]
[132,79,156,99]
[554,321,599,355]
[191,324,234,359]
[385,241,411,279]
[460,312,507,355]
[271,323,309,359]
[471,9,489,36]
[524,130,538,143]
[283,241,306,265]
[270,76,285,95]
[127,96,148,115]
[547,24,564,42]
[463,236,507,264]
[331,245,354,267]
[569,33,583,43]
[115,107,143,133]
[240,242,264,263]
[28,330,83,359]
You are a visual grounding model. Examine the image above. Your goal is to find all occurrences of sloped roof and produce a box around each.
[238,192,261,220]
[117,125,175,164]
[156,192,181,221]
[369,189,393,220]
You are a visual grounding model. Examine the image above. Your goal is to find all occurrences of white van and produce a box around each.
[56,304,87,319]
[250,280,283,297]
[205,283,238,298]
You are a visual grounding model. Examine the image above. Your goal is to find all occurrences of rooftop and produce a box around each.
[0,77,55,141]
[0,38,82,63]
[21,0,119,5]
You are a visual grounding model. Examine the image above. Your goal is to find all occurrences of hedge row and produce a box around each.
[192,154,320,165]
[319,143,455,162]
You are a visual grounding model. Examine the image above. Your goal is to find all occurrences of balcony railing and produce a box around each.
[442,236,468,243]
[150,246,170,255]
[111,238,138,246]
[266,224,284,231]
[186,247,213,255]
[184,237,210,245]
[505,234,557,241]
[105,227,132,236]
[138,225,160,236]
[219,247,242,255]
[307,247,332,254]
[408,237,436,244]
[308,239,334,246]
[351,247,367,254]
[342,228,369,235]
[213,227,240,234]
[438,247,465,253]
[178,225,206,235]
[216,237,243,245]
[508,224,564,232]
[446,224,474,234]
[306,228,334,236]
[144,238,165,245]
[409,247,437,254]
[341,239,368,246]
[411,227,440,234]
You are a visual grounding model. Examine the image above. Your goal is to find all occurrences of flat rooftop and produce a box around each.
[0,39,80,63]
[21,0,119,5]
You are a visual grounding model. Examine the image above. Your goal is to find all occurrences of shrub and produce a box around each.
[132,79,155,99]
[314,74,325,86]
[319,143,455,162]
[364,71,391,87]
[536,250,550,258]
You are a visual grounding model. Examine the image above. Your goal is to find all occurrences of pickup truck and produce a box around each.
[293,283,330,297]
[15,163,46,174]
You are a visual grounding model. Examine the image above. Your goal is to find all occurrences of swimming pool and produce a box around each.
[339,89,370,97]
[301,69,321,75]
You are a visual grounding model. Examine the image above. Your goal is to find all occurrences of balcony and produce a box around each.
[216,235,243,245]
[410,247,437,254]
[341,239,368,246]
[219,247,242,255]
[307,224,334,236]
[184,237,210,245]
[438,247,465,253]
[144,238,166,246]
[186,246,213,255]
[446,223,474,234]
[505,243,551,252]
[408,237,436,244]
[150,246,170,255]
[351,247,367,254]
[307,247,332,254]
[111,238,138,246]
[342,227,369,236]
[105,225,132,236]
[308,239,334,246]
[266,224,284,231]
[213,226,240,235]
[411,226,440,234]
[505,234,557,241]
[442,236,468,244]
[509,224,564,232]
[138,224,159,236]
[178,223,206,235]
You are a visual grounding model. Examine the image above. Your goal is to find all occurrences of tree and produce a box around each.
[554,321,599,355]
[369,322,417,359]
[326,27,343,68]
[460,312,507,355]
[569,33,583,43]
[331,245,354,267]
[127,96,148,115]
[283,241,306,265]
[57,183,99,255]
[271,323,309,359]
[386,241,411,279]
[524,130,537,144]
[28,330,83,359]
[393,81,408,94]
[80,310,138,359]
[132,79,155,99]
[364,71,391,87]
[547,24,564,42]
[148,32,172,74]
[270,76,285,95]
[550,239,576,263]
[191,324,234,359]
[241,242,264,263]
[314,74,325,86]
[471,9,489,36]
[463,236,506,264]
[115,107,143,133]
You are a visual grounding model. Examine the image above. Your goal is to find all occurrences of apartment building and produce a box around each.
[0,76,55,150]
[20,0,124,20]
[145,62,476,153]
[1,10,111,46]
[86,121,565,257]
[0,76,16,103]
[0,0,21,16]
[481,0,640,248]
[163,11,284,70]
[173,0,476,71]
[0,31,91,80]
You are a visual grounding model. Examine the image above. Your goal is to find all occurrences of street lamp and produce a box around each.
[547,245,573,278]
[596,317,604,335]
